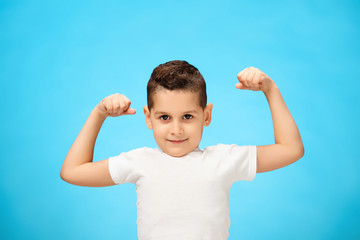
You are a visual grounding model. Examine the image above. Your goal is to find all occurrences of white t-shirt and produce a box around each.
[108,144,257,240]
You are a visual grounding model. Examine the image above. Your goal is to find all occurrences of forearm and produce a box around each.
[61,108,107,175]
[237,67,304,172]
[264,83,304,156]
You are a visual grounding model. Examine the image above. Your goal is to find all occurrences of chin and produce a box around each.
[168,151,187,157]
[164,148,189,158]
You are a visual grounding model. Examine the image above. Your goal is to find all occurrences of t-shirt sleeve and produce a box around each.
[207,144,257,183]
[228,144,257,182]
[108,148,145,185]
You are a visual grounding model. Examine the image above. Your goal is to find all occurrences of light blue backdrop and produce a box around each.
[1,0,359,239]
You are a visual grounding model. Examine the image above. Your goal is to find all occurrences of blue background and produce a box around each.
[1,0,359,239]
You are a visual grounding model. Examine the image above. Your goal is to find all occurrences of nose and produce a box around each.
[170,120,183,135]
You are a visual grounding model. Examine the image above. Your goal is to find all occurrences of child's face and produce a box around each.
[144,90,212,157]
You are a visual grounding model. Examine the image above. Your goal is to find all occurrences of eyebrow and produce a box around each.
[154,110,198,115]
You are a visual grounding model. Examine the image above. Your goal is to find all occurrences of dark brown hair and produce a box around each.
[147,60,207,110]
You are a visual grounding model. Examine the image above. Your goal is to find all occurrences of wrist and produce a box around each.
[263,80,278,96]
[92,107,108,121]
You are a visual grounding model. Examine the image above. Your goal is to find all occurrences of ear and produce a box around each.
[204,103,213,127]
[143,106,153,129]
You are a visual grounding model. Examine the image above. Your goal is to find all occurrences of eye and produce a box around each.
[160,115,170,121]
[183,114,193,120]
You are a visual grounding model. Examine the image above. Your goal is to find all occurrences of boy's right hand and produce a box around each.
[96,93,136,118]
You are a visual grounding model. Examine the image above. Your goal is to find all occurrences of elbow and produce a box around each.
[294,143,305,162]
[299,141,305,158]
[60,169,68,182]
[285,143,304,165]
[60,167,72,183]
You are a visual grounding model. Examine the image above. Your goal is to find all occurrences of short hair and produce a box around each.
[147,60,207,110]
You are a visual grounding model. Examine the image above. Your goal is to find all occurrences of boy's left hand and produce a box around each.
[236,67,275,94]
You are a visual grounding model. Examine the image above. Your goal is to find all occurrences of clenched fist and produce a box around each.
[96,93,136,118]
[236,67,275,94]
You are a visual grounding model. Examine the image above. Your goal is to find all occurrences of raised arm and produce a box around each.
[236,67,304,173]
[60,93,136,186]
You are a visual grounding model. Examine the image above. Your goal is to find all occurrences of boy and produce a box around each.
[61,60,304,239]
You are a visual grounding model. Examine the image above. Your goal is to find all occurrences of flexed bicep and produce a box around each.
[61,159,116,187]
[256,144,304,173]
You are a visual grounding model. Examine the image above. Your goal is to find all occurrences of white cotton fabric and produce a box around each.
[108,144,257,240]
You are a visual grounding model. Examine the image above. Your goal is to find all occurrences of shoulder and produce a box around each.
[126,147,158,155]
[204,143,250,152]
[204,143,256,158]
[110,147,160,160]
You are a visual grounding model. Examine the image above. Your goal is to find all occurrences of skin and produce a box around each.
[143,90,213,157]
[60,67,304,187]
[236,67,304,173]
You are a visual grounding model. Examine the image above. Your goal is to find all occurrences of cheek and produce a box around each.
[152,124,167,137]
[189,122,204,137]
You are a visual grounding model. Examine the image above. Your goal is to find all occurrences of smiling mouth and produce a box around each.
[167,139,188,144]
